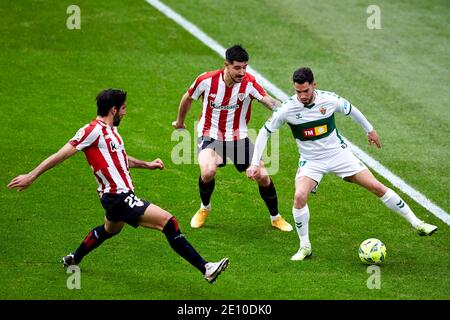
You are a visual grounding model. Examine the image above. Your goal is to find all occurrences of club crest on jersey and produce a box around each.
[319,107,327,115]
[208,93,216,99]
[238,93,246,101]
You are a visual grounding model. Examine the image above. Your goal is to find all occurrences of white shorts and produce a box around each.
[295,147,367,185]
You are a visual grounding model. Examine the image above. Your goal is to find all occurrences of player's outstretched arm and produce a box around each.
[172,91,193,129]
[128,156,164,170]
[346,105,381,148]
[259,95,281,111]
[7,143,78,191]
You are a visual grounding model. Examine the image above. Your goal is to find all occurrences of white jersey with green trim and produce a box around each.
[264,90,353,160]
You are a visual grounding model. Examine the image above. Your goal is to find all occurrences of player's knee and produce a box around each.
[368,181,387,197]
[104,224,122,236]
[201,166,216,182]
[162,215,180,235]
[107,229,121,237]
[256,174,270,186]
[294,190,308,207]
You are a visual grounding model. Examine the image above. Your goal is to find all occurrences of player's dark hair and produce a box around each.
[225,45,249,63]
[96,89,127,116]
[293,67,314,84]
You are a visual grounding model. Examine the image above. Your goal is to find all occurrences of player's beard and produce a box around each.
[301,92,315,105]
[113,115,122,127]
[301,97,313,105]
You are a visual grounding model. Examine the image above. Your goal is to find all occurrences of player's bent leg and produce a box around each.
[142,204,229,283]
[198,148,222,183]
[63,221,119,267]
[344,169,387,197]
[346,170,437,236]
[294,176,316,209]
[255,165,293,232]
[192,149,222,228]
[138,203,172,230]
[104,218,125,235]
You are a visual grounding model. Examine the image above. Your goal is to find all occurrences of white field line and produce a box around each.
[145,0,450,226]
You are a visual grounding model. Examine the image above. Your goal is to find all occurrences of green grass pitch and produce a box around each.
[0,0,449,299]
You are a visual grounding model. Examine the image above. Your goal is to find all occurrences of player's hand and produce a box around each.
[171,120,186,130]
[368,129,381,149]
[7,174,34,192]
[246,165,260,180]
[148,158,165,170]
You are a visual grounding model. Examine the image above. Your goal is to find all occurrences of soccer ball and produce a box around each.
[358,238,386,265]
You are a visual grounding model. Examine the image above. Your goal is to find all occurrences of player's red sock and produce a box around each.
[73,224,113,263]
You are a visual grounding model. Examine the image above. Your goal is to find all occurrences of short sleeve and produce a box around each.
[333,93,353,116]
[249,79,267,101]
[69,123,100,151]
[187,73,208,100]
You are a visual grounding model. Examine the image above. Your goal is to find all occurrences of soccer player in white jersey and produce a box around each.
[247,67,438,261]
[172,45,292,232]
[7,89,228,283]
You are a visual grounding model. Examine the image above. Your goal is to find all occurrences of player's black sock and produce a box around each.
[73,225,114,264]
[199,176,215,207]
[163,216,207,274]
[258,180,279,216]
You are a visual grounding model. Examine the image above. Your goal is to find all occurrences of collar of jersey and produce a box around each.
[95,119,108,127]
[303,103,315,109]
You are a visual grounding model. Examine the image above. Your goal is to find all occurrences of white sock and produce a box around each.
[270,213,280,222]
[201,202,211,211]
[293,205,311,248]
[380,188,422,228]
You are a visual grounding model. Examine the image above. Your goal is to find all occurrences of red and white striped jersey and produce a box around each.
[188,69,267,141]
[69,119,134,195]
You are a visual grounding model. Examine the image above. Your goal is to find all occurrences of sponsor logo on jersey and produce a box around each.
[109,141,123,152]
[301,125,328,137]
[110,141,117,152]
[319,107,327,115]
[209,100,239,110]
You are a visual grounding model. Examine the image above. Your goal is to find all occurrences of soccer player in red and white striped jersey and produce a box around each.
[172,45,293,232]
[8,89,229,284]
[69,116,134,195]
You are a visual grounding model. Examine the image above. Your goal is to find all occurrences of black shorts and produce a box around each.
[100,192,151,228]
[197,136,254,172]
